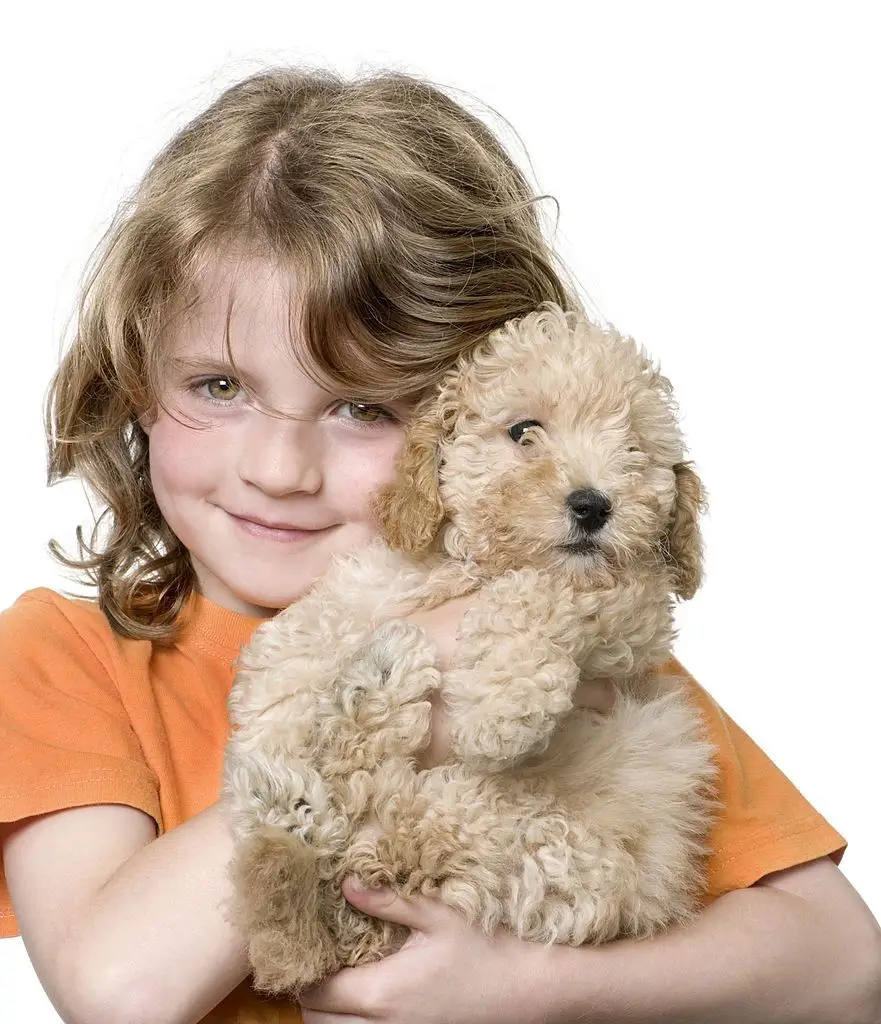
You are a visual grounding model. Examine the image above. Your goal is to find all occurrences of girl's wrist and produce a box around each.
[523,863,881,1024]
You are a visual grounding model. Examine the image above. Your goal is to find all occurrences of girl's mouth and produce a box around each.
[227,512,333,543]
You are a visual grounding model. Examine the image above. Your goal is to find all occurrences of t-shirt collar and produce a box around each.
[177,591,270,654]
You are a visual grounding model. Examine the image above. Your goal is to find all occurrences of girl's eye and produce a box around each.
[201,377,241,401]
[508,419,543,445]
[339,402,393,424]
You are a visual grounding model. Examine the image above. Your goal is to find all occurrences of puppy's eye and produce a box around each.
[508,420,543,445]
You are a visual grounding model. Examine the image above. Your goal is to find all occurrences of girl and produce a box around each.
[1,67,879,1024]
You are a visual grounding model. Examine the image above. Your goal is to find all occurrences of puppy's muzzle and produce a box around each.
[566,488,612,534]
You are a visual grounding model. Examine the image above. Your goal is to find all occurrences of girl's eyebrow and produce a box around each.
[168,355,267,394]
[168,354,339,401]
[167,354,413,412]
[169,355,240,372]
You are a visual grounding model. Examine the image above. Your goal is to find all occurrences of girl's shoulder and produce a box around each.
[2,587,262,672]
[0,587,147,682]
[4,586,108,628]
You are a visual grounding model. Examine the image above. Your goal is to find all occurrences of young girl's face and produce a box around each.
[143,255,410,616]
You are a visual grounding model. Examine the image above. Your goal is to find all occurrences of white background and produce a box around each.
[1,2,878,1019]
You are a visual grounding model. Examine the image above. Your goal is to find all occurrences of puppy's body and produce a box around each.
[223,307,718,995]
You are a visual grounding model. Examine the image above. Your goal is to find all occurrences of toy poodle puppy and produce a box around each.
[222,303,718,996]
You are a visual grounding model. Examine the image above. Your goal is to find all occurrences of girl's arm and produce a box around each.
[2,801,249,1024]
[389,600,881,1021]
[301,856,881,1024]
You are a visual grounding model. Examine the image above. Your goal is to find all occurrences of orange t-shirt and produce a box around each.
[0,588,846,1022]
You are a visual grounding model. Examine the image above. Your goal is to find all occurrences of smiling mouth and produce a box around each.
[227,512,334,542]
[232,514,312,531]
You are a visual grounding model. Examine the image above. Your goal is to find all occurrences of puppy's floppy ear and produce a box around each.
[372,383,456,555]
[665,462,706,600]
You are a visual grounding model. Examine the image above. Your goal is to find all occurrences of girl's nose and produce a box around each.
[237,414,323,496]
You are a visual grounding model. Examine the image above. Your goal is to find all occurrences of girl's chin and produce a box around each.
[194,533,376,614]
[228,590,308,616]
[195,576,314,617]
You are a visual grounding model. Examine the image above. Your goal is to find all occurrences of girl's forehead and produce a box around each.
[170,254,305,360]
[166,248,420,410]
[191,253,299,324]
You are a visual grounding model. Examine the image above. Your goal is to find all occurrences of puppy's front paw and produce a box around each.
[224,748,332,843]
[450,713,554,771]
[446,655,580,771]
[339,620,440,710]
[331,620,440,763]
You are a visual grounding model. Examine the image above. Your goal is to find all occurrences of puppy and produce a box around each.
[222,304,717,996]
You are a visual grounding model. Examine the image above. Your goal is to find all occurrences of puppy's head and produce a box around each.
[374,305,705,598]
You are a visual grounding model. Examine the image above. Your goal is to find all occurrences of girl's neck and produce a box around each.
[177,590,269,653]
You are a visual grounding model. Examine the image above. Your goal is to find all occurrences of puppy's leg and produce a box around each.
[571,574,675,679]
[312,763,428,970]
[223,745,335,840]
[223,753,355,993]
[342,772,509,954]
[230,828,342,996]
[232,627,439,981]
[444,569,584,770]
[325,620,440,769]
[505,686,717,945]
[229,543,419,739]
[567,685,717,938]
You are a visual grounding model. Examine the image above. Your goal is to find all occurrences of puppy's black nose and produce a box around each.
[566,488,612,532]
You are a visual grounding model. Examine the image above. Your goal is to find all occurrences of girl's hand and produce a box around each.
[404,595,475,769]
[403,595,617,769]
[404,594,477,672]
[298,879,572,1024]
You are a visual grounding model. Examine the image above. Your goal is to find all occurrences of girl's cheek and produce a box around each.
[148,409,230,478]
[344,434,404,489]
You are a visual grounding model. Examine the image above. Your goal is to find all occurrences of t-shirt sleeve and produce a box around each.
[0,589,162,827]
[660,660,847,901]
[0,590,165,932]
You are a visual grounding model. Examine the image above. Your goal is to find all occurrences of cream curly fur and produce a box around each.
[222,304,718,996]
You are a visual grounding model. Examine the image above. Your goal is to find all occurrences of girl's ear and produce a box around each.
[138,410,155,436]
[373,386,456,555]
[665,462,706,600]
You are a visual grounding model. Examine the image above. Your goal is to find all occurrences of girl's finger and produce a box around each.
[341,876,456,933]
[299,960,388,1017]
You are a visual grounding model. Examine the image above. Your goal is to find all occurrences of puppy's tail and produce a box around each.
[229,827,340,996]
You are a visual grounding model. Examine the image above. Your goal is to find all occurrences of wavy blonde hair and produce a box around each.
[47,66,579,641]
